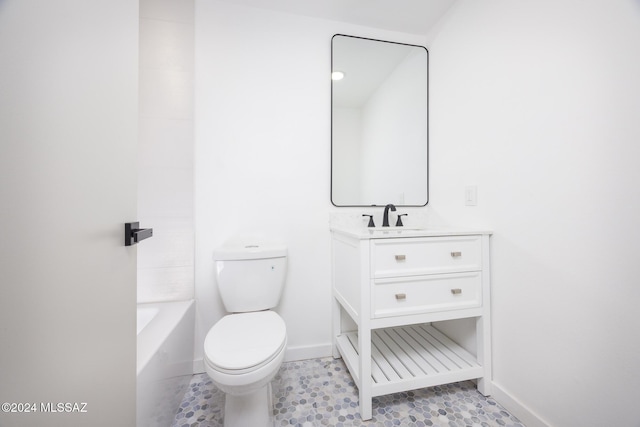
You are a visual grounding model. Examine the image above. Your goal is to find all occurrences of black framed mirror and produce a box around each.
[331,34,429,207]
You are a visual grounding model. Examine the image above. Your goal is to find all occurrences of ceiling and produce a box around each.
[215,0,459,35]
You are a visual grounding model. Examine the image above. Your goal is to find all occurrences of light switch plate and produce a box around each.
[465,186,477,206]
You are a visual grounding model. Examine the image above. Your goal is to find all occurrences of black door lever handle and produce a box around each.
[125,222,153,246]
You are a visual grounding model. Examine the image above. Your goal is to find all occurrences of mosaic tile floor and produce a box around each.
[172,357,525,427]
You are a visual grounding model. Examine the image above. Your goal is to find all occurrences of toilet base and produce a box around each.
[223,382,273,427]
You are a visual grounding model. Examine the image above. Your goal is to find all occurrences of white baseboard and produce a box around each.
[491,382,551,427]
[193,359,205,374]
[284,343,333,362]
[192,343,334,375]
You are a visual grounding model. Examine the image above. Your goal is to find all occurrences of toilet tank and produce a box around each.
[214,243,287,313]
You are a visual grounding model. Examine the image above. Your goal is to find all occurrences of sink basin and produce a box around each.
[373,226,423,230]
[367,226,424,234]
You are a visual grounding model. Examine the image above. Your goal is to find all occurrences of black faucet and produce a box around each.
[382,204,396,227]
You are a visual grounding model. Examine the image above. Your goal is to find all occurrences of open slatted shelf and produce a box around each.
[336,324,483,397]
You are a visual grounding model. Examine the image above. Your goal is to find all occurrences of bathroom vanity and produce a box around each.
[330,226,492,420]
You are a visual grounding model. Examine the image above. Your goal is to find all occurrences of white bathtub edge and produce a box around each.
[137,300,194,377]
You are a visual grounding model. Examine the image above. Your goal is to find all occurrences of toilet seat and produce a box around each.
[204,311,286,375]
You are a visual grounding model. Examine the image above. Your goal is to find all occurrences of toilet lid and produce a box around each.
[204,311,286,371]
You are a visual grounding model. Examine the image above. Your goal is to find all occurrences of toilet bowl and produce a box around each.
[204,242,288,427]
[204,311,287,394]
[204,311,286,427]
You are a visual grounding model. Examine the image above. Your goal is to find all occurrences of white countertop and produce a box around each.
[330,225,493,240]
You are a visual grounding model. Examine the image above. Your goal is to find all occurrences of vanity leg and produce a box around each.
[358,325,373,420]
[332,297,341,359]
[476,315,492,395]
[477,235,493,396]
[476,316,491,395]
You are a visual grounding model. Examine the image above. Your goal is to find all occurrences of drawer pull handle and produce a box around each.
[395,293,406,300]
[395,254,406,261]
[450,251,462,258]
[451,288,462,295]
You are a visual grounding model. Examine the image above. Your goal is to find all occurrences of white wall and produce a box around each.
[138,0,195,303]
[361,49,428,205]
[0,1,138,425]
[332,107,362,204]
[194,0,427,367]
[427,1,640,426]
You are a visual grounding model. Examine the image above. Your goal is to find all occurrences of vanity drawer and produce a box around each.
[371,236,482,278]
[372,272,482,318]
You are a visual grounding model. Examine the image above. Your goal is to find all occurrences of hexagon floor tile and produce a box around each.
[172,357,525,427]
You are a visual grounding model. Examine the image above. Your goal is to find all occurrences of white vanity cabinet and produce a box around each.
[331,227,492,420]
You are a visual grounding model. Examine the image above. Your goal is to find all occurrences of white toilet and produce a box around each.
[203,242,288,427]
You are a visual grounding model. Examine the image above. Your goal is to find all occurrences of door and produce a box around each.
[0,1,138,426]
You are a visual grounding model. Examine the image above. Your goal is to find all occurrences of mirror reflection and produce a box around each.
[331,34,429,207]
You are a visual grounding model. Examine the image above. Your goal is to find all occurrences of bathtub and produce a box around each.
[137,300,195,427]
